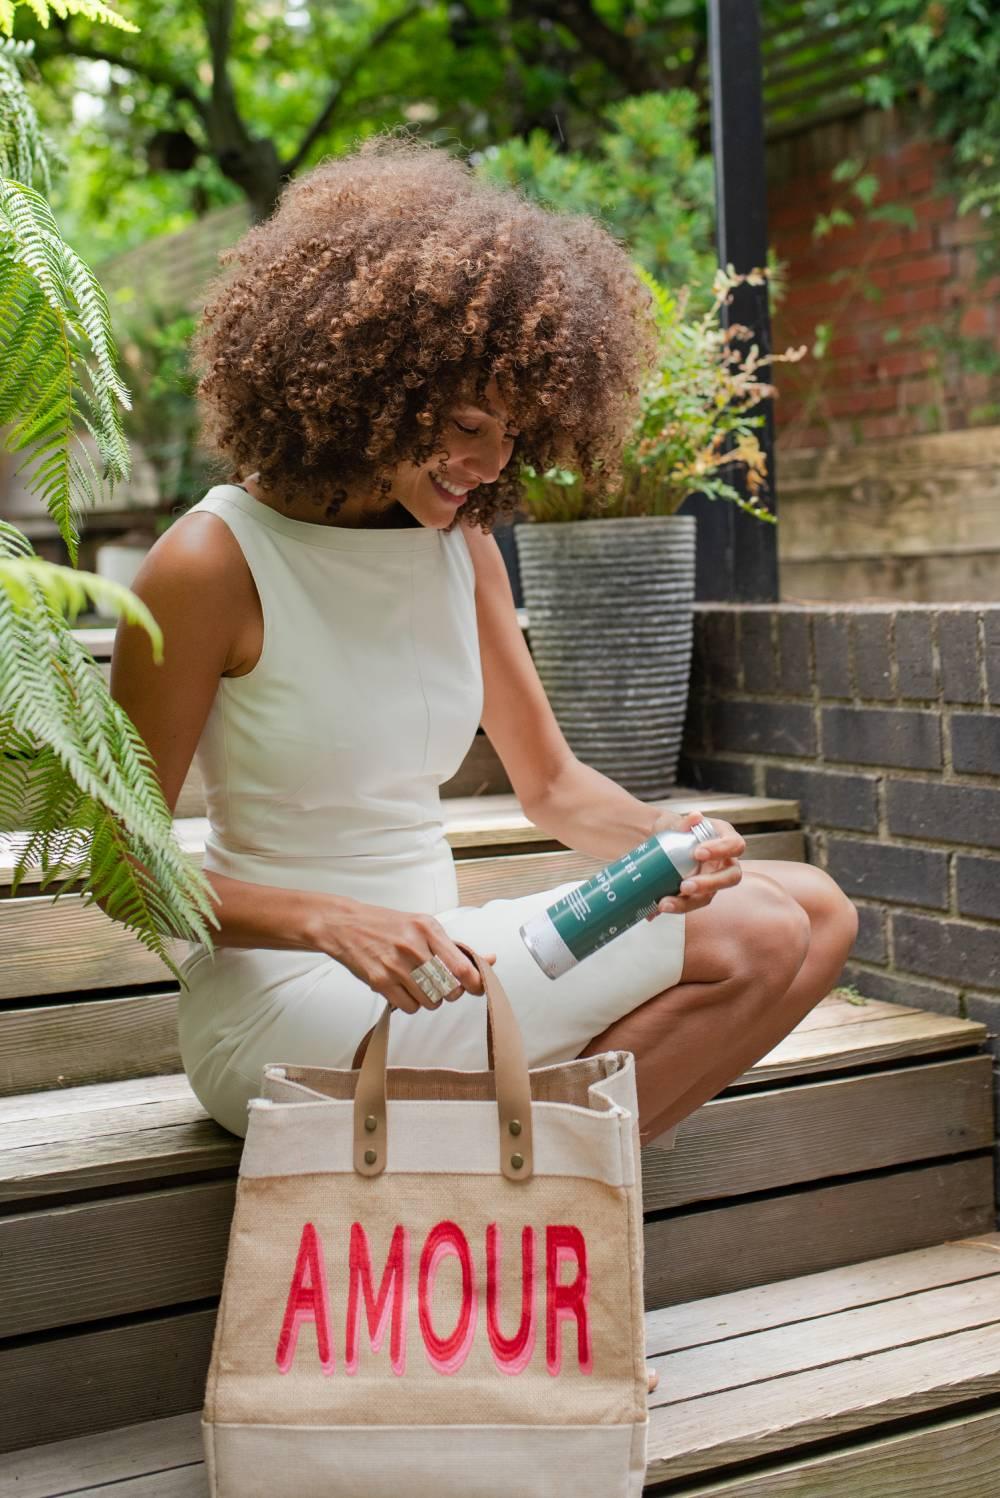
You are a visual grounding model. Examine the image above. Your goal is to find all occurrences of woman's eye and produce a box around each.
[453,421,479,435]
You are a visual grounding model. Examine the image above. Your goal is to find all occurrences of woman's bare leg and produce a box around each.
[576,862,858,1146]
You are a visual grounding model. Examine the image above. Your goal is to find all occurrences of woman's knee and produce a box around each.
[745,859,859,963]
[810,867,859,956]
[682,874,810,996]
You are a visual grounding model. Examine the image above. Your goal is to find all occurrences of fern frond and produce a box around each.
[0,540,218,975]
[0,555,163,650]
[0,39,52,192]
[0,0,138,39]
[0,179,131,559]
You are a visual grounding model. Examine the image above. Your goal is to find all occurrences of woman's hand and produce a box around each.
[645,810,744,920]
[308,898,497,1015]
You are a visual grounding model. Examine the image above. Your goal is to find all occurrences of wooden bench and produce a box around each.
[6,1233,1000,1494]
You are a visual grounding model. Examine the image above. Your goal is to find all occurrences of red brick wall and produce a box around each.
[766,103,1000,450]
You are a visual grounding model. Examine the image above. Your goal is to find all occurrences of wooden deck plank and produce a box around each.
[738,1009,987,1085]
[645,1233,1000,1353]
[438,792,801,849]
[643,1157,996,1308]
[642,1055,994,1211]
[10,1408,1000,1497]
[83,1473,205,1497]
[0,1073,197,1123]
[443,829,803,904]
[0,1309,216,1456]
[0,986,972,1101]
[0,791,801,889]
[0,1183,235,1339]
[4,1066,990,1338]
[0,987,986,1201]
[649,1274,1000,1402]
[6,1238,1000,1490]
[0,1412,201,1498]
[0,1122,241,1204]
[671,1405,1000,1495]
[0,994,181,1098]
[647,1320,1000,1483]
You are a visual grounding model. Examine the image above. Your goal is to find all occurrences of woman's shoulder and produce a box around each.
[458,516,509,594]
[137,491,256,604]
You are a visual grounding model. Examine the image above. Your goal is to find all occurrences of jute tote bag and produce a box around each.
[202,943,651,1498]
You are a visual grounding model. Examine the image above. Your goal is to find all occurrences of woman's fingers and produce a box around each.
[647,860,743,918]
[693,821,746,863]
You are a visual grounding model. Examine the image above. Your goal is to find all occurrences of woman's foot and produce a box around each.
[647,1366,659,1394]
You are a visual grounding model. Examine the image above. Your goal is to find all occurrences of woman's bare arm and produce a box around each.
[109,516,488,1006]
[110,512,352,950]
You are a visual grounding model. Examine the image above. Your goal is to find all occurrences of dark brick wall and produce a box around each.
[682,603,1000,1206]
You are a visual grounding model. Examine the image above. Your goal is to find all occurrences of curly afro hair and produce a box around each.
[192,129,658,531]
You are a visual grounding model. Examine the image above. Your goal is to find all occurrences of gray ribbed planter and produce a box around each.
[514,515,696,799]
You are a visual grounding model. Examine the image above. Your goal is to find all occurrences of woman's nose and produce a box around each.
[471,436,510,483]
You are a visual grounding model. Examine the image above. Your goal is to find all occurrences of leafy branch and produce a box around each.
[519,264,807,523]
[1,26,218,976]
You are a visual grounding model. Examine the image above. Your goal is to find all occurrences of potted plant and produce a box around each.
[514,263,806,798]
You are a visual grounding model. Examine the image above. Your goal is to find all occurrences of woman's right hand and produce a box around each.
[310,898,497,1014]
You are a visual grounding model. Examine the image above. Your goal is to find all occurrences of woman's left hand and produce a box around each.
[645,810,745,919]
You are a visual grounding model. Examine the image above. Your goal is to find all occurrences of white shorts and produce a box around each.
[177,878,685,1138]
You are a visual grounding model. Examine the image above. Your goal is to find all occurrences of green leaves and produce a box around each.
[0,0,138,39]
[0,531,218,977]
[475,90,717,301]
[1,41,131,559]
[519,261,804,524]
[847,0,1000,268]
[1,26,218,978]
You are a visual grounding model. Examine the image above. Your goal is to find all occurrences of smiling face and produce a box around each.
[392,374,520,529]
[244,374,521,530]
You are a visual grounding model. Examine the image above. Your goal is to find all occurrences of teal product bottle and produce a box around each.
[519,819,718,979]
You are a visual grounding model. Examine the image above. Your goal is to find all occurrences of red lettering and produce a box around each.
[546,1225,592,1376]
[345,1222,409,1376]
[486,1224,536,1374]
[418,1220,477,1374]
[275,1221,334,1374]
[273,1218,593,1378]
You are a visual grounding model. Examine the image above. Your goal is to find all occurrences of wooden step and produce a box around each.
[5,1236,1000,1494]
[0,793,803,1003]
[0,995,987,1209]
[1,791,802,886]
[0,994,992,1453]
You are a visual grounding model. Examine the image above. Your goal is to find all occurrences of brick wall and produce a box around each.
[681,601,1000,1197]
[764,101,1000,603]
[767,100,999,452]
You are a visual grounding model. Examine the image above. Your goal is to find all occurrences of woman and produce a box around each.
[112,133,858,1145]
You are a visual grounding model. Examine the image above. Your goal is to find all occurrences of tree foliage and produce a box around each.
[476,89,715,297]
[846,0,1000,275]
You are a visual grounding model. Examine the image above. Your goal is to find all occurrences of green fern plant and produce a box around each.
[1,23,216,976]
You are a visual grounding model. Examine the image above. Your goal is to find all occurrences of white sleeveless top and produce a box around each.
[182,484,483,915]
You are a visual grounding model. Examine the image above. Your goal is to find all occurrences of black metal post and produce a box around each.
[679,0,779,602]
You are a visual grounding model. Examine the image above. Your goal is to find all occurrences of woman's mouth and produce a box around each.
[430,473,474,505]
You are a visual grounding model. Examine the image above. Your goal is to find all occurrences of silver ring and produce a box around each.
[410,956,459,1002]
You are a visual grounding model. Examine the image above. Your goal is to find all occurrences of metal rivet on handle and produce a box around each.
[510,1153,524,1170]
[364,1149,377,1165]
[509,1119,522,1136]
[364,1115,378,1132]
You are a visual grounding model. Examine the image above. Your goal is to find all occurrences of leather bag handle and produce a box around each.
[351,941,534,1183]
